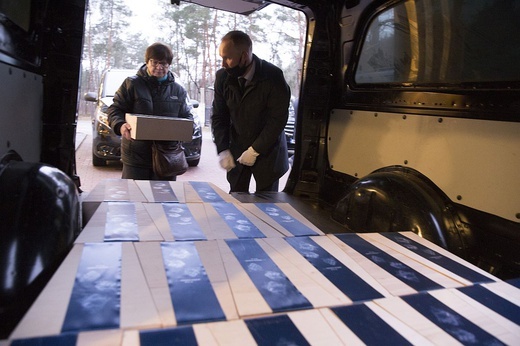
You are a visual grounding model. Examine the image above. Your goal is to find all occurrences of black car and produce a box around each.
[84,69,202,167]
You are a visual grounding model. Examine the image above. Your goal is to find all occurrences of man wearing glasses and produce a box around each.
[108,42,194,180]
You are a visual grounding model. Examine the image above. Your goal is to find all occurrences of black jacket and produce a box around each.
[108,65,193,168]
[212,55,291,189]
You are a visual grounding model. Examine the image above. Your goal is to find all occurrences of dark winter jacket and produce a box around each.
[211,54,291,189]
[107,65,193,168]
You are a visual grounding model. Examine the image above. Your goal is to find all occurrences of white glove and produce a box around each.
[237,146,259,166]
[218,149,236,172]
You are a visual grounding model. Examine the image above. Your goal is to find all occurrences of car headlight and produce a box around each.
[192,111,201,128]
[96,106,110,128]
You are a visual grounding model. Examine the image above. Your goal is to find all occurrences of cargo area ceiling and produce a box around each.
[179,0,270,15]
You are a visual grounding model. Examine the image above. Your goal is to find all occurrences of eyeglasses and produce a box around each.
[148,59,170,68]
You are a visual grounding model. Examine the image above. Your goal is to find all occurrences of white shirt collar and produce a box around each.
[242,60,255,83]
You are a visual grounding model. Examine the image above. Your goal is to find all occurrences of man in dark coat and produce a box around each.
[212,31,291,193]
[108,42,194,180]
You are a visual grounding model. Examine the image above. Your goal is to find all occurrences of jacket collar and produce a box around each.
[242,59,255,83]
[246,54,268,87]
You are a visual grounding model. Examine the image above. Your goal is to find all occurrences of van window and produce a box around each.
[354,0,520,86]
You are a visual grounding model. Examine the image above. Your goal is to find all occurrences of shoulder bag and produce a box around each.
[152,141,188,177]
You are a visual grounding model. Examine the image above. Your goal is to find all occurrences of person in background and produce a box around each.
[212,30,291,193]
[107,42,194,180]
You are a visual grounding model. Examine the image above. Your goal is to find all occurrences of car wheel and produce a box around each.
[92,154,106,167]
[187,158,200,167]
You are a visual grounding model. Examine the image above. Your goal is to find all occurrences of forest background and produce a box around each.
[79,0,306,121]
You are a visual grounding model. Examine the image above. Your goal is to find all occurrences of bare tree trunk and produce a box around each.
[82,1,95,116]
[105,0,114,70]
[201,21,208,93]
[211,10,218,76]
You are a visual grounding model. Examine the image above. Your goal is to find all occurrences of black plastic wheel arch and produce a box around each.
[332,166,467,258]
[0,150,80,338]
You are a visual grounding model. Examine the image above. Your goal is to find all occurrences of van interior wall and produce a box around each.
[0,0,86,181]
[0,64,42,163]
[287,1,341,200]
[39,0,86,181]
[323,0,520,279]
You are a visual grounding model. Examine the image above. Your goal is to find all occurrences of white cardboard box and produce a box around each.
[125,113,193,141]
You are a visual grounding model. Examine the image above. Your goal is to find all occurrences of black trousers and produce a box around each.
[122,164,176,181]
[227,164,279,193]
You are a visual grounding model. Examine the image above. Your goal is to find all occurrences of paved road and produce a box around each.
[75,116,289,196]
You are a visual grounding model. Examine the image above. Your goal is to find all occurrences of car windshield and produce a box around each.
[104,70,136,97]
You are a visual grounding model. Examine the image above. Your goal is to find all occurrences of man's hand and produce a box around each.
[218,149,236,171]
[237,146,259,166]
[120,123,132,140]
